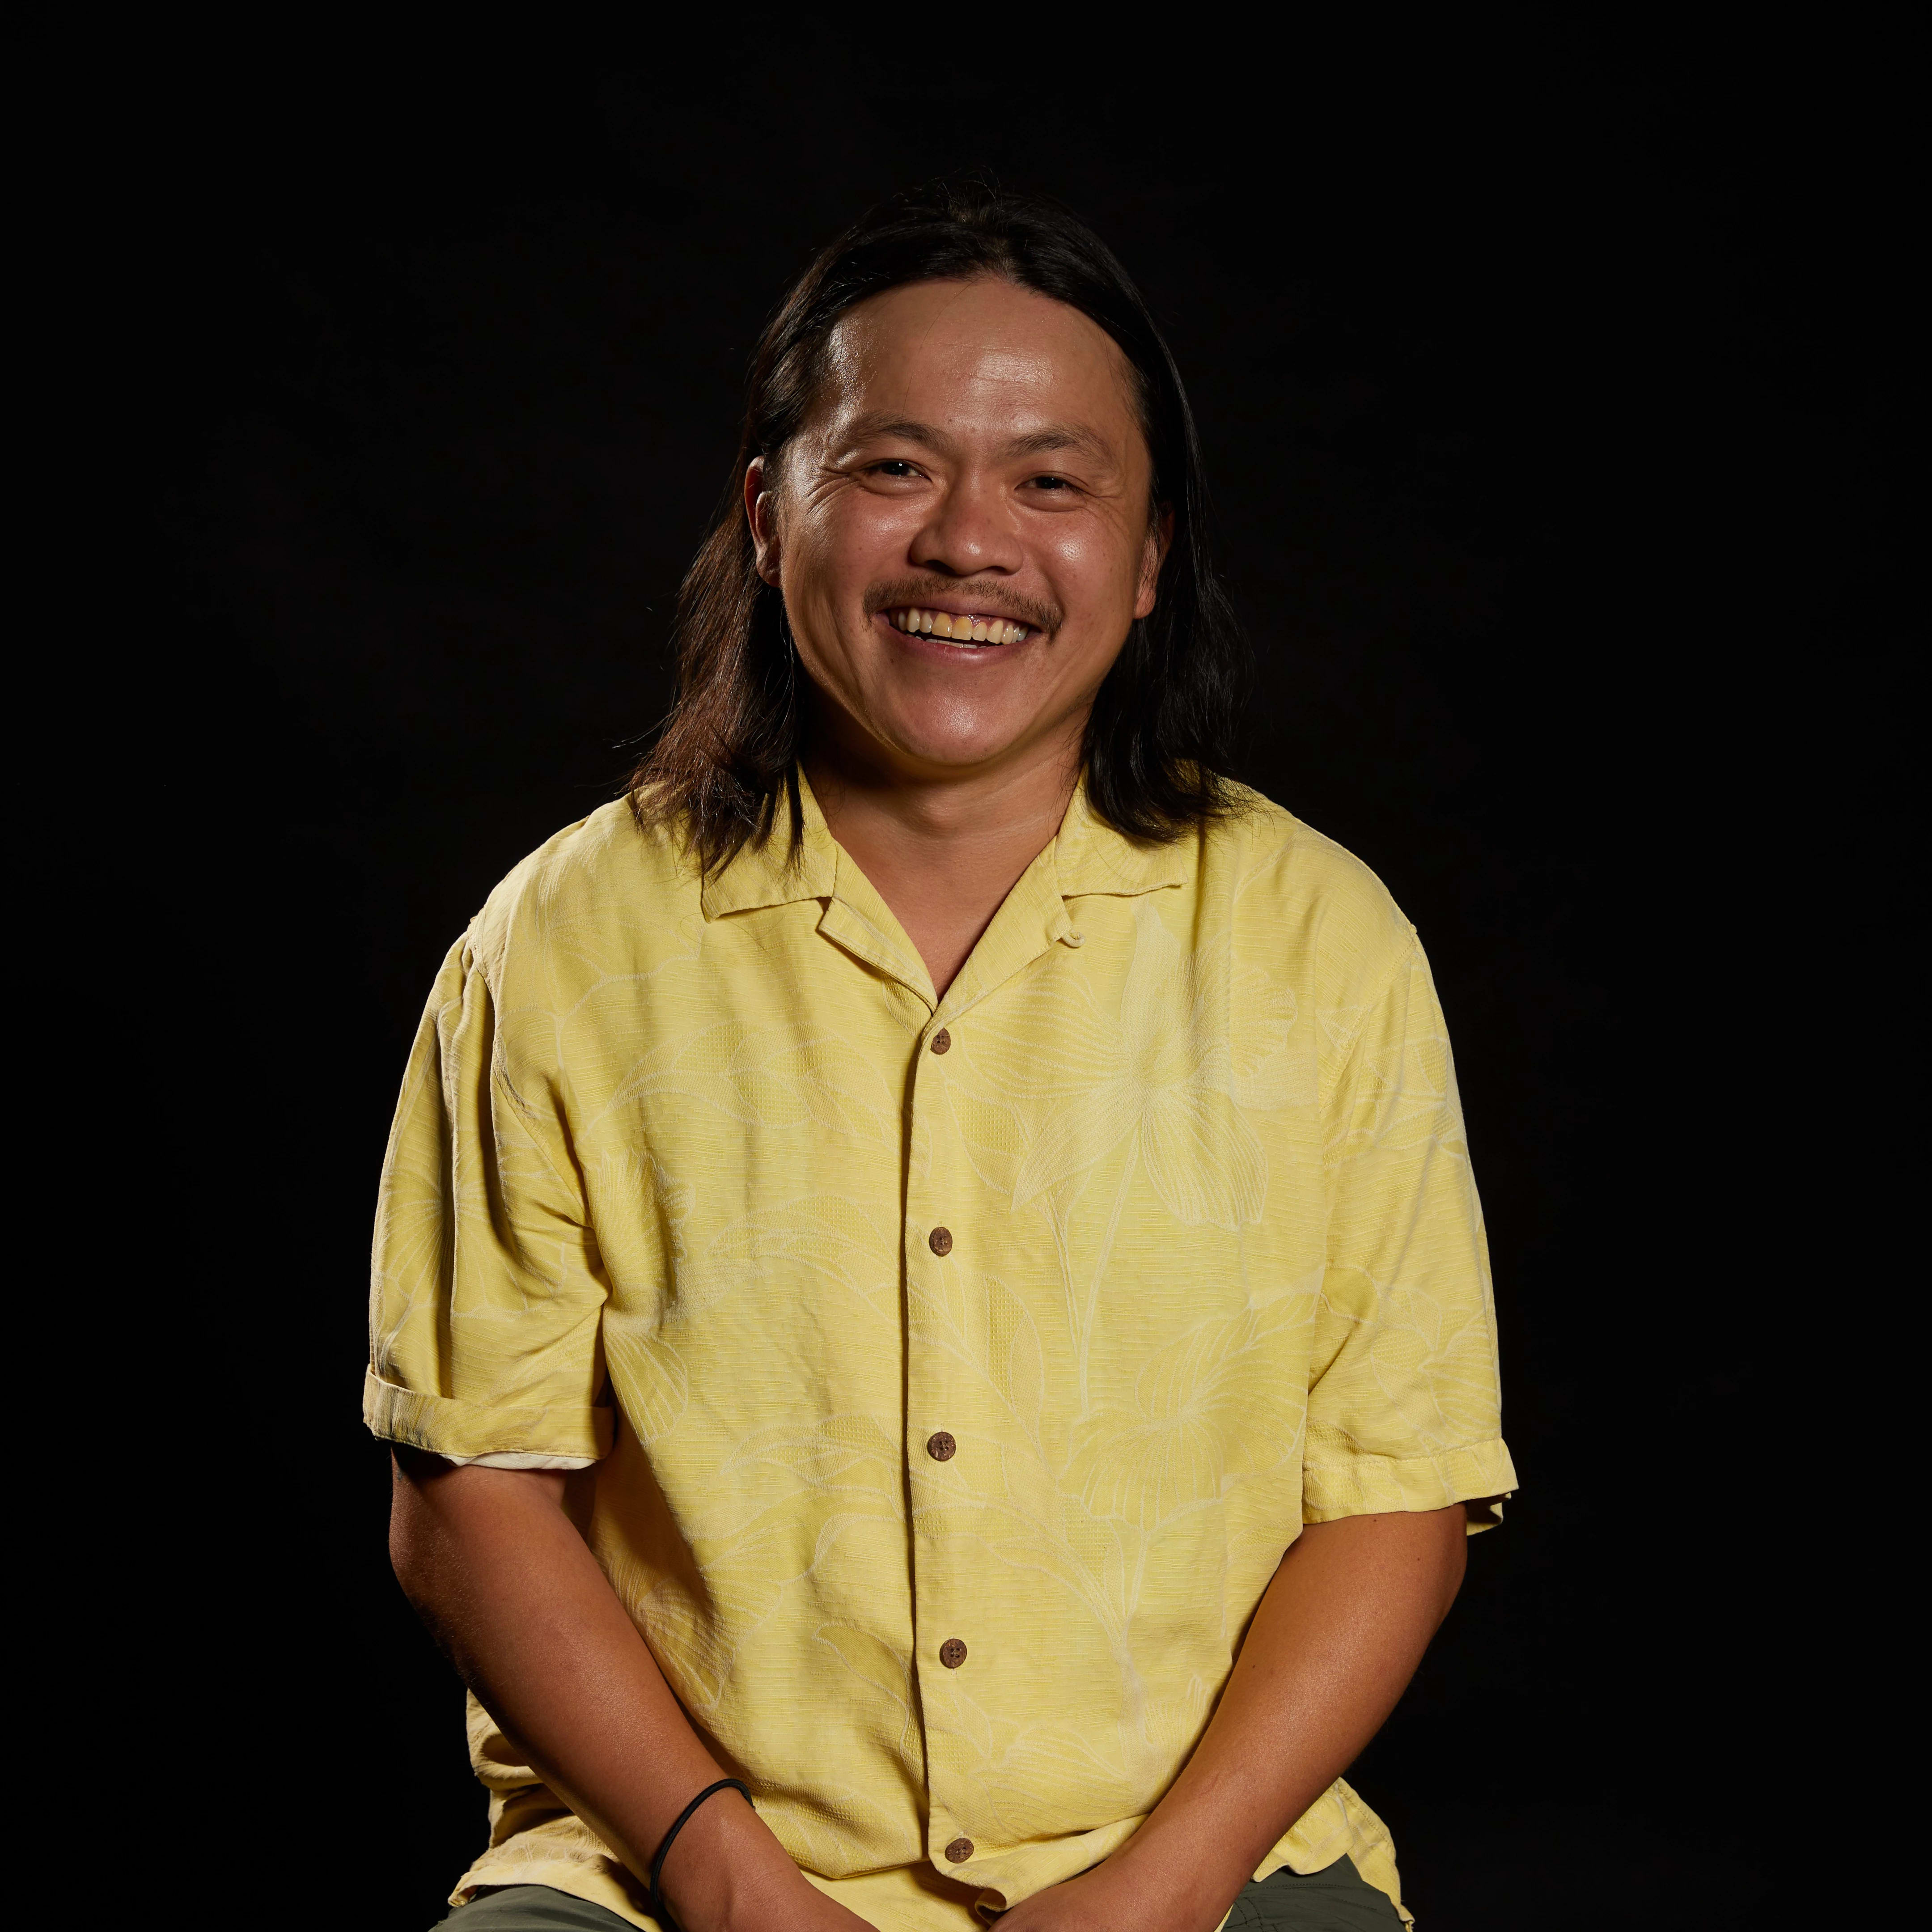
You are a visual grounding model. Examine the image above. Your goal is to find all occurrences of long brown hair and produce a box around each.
[631,178,1247,871]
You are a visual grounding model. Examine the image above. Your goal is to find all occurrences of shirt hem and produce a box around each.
[1301,1436,1517,1532]
[363,1370,614,1463]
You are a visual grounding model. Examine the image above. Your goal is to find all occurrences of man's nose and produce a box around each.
[911,472,1023,578]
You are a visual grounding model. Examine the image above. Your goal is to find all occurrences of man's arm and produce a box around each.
[388,1449,877,1932]
[996,1505,1468,1932]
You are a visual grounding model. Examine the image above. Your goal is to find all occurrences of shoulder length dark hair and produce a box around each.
[630,178,1247,869]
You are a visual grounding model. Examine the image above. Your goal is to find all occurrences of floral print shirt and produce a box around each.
[365,772,1515,1930]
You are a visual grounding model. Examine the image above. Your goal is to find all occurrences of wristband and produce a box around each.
[648,1776,753,1931]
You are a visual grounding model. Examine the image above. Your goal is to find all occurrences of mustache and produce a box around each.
[861,579,1063,634]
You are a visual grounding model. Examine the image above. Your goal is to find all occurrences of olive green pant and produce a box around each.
[436,1860,1403,1930]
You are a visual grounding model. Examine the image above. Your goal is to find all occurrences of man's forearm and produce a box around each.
[387,1450,870,1932]
[1140,1506,1465,1890]
[1000,1505,1467,1932]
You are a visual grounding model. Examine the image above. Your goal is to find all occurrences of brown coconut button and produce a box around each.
[930,1027,952,1054]
[939,1637,968,1669]
[945,1837,974,1864]
[926,1430,957,1462]
[928,1226,953,1256]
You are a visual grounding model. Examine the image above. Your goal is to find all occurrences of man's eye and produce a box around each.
[1027,474,1076,492]
[869,460,921,479]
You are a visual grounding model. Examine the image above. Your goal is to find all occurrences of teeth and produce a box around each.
[891,608,1026,644]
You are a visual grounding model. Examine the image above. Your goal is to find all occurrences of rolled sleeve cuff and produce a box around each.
[1302,1437,1518,1534]
[363,1371,614,1464]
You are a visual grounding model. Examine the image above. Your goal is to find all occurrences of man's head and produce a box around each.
[750,275,1164,784]
[637,180,1243,864]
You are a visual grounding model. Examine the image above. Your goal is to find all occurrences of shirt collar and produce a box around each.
[698,771,840,919]
[1049,780,1191,899]
[698,767,1189,924]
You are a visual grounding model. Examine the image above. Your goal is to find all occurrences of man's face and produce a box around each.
[750,276,1165,783]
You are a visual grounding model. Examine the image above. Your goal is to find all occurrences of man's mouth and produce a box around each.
[882,605,1032,647]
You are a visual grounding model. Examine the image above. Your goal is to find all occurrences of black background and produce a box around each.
[109,18,1907,1932]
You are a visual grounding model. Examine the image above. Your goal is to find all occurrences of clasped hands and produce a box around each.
[719,1840,1235,1932]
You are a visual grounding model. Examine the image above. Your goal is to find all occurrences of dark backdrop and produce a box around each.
[119,22,1906,1932]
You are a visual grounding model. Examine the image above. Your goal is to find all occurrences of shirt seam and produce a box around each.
[1319,927,1423,1134]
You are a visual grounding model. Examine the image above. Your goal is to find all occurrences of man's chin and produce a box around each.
[812,683,1083,785]
[857,722,1061,783]
[890,739,1035,778]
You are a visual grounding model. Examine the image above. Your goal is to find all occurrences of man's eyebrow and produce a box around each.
[838,412,954,449]
[1003,424,1116,466]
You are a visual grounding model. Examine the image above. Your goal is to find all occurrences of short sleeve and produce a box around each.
[363,936,614,1463]
[1303,940,1517,1531]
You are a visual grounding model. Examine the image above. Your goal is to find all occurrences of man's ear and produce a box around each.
[1133,508,1174,620]
[746,455,782,586]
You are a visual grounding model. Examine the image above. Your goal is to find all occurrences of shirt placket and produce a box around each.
[901,874,1081,1883]
[902,1008,979,1873]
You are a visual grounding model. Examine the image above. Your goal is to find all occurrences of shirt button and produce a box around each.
[928,1226,953,1256]
[926,1430,957,1462]
[939,1637,968,1669]
[930,1027,952,1055]
[945,1837,974,1864]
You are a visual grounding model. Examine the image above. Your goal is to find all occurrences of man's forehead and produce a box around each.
[818,279,1137,428]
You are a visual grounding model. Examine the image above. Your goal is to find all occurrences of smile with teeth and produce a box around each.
[886,606,1031,646]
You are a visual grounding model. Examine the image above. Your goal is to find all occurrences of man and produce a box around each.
[370,181,1515,1932]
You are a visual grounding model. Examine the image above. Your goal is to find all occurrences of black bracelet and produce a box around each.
[648,1777,753,1931]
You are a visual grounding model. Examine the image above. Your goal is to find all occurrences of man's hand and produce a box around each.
[632,1788,881,1932]
[389,1449,879,1932]
[987,1508,1467,1932]
[988,1858,1200,1932]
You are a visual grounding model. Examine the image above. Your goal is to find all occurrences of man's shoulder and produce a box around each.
[1208,785,1418,993]
[465,797,696,977]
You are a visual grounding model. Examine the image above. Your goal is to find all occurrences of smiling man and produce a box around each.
[369,181,1516,1932]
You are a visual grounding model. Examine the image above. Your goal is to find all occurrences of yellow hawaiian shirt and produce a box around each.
[364,772,1516,1931]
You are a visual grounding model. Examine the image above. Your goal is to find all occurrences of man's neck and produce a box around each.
[803,732,1081,1000]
